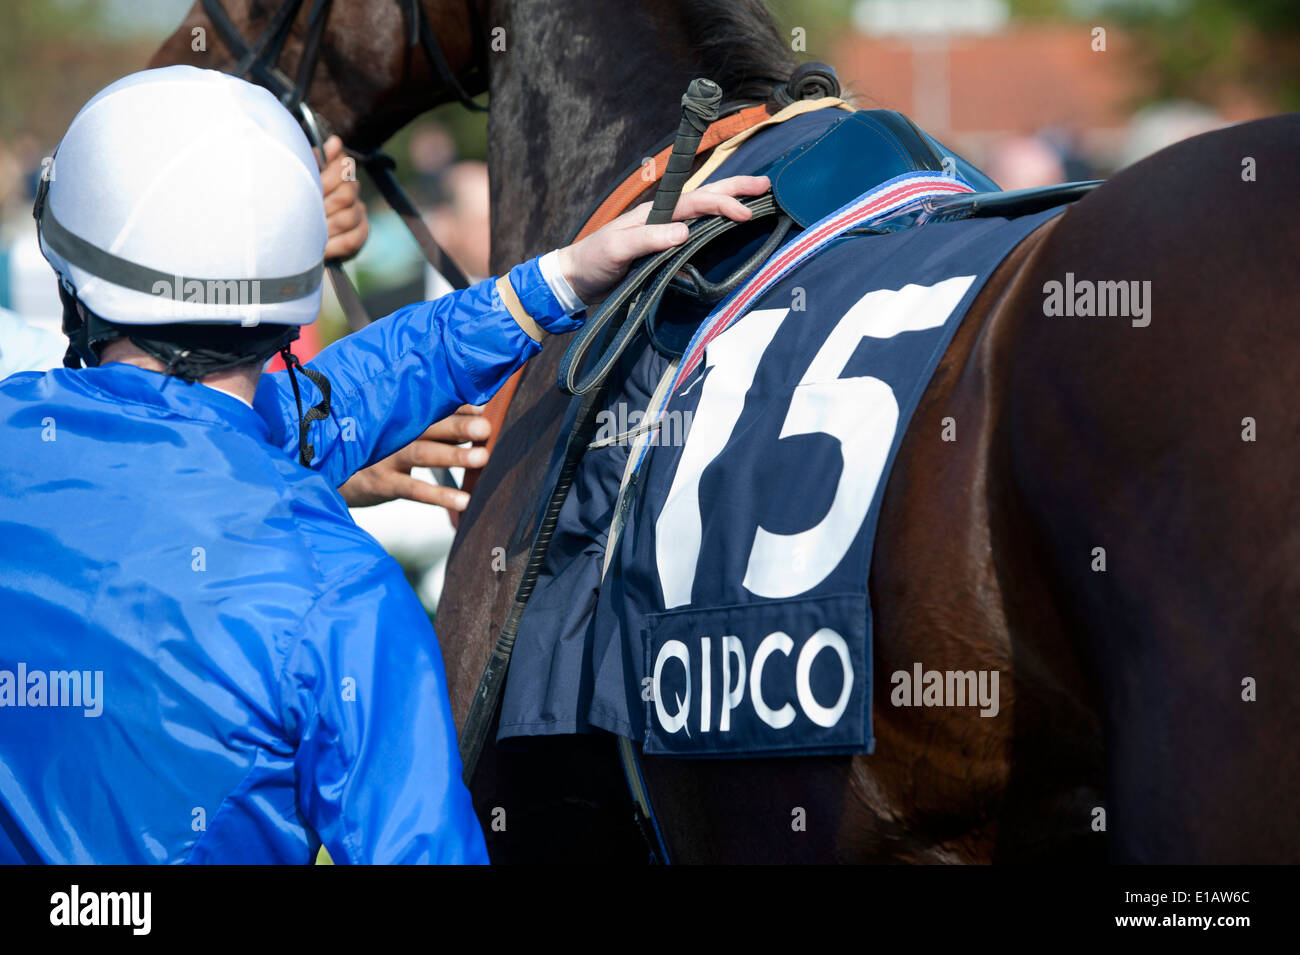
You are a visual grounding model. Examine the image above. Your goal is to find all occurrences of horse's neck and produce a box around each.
[485,0,703,268]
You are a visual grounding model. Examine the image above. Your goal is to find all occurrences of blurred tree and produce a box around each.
[1107,0,1300,111]
[1003,0,1297,112]
[768,0,855,60]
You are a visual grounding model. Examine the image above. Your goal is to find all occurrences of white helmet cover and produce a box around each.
[37,65,327,327]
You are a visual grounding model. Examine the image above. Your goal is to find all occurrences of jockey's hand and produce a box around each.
[338,406,491,510]
[556,174,770,305]
[321,135,370,261]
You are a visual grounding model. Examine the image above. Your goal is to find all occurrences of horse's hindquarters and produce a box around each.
[1002,116,1300,862]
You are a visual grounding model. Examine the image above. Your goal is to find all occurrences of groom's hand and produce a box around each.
[555,175,770,304]
[321,135,370,261]
[339,406,491,511]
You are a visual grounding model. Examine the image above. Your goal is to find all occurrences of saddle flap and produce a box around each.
[769,111,934,227]
[768,110,997,227]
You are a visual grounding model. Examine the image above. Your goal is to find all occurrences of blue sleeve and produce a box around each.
[255,257,583,489]
[281,559,489,864]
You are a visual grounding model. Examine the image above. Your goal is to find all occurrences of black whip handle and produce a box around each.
[646,78,722,225]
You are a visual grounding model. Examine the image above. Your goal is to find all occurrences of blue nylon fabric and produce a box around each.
[254,260,580,484]
[497,110,1057,756]
[0,260,568,863]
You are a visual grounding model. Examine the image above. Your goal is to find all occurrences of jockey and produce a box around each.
[0,66,766,864]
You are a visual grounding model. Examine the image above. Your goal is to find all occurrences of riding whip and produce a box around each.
[649,78,723,224]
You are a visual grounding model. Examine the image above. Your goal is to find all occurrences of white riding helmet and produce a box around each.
[37,65,326,329]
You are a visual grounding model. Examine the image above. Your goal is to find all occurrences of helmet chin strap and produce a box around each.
[57,278,331,468]
[277,347,332,467]
[58,281,122,370]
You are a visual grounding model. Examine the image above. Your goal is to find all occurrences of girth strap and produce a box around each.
[359,151,473,290]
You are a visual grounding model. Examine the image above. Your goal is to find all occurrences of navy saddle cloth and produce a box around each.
[497,104,1079,757]
[641,107,999,361]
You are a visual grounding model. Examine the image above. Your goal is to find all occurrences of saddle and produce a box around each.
[558,107,1098,396]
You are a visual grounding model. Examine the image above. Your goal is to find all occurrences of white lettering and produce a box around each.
[750,632,796,729]
[652,640,690,733]
[795,629,853,727]
[719,635,745,732]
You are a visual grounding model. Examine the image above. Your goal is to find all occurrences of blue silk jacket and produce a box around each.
[0,260,579,863]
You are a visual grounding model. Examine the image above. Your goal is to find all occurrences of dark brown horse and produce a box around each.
[155,0,1300,863]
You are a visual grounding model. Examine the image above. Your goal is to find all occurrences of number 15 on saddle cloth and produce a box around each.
[499,123,1066,759]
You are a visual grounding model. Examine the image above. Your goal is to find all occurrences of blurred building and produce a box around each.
[834,0,1276,175]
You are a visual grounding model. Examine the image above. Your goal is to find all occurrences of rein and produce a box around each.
[200,0,486,332]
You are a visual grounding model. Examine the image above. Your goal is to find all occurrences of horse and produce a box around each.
[154,0,1300,863]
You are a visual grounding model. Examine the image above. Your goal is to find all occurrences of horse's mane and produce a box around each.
[676,0,795,100]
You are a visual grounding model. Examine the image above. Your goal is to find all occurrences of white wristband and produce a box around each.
[539,249,586,315]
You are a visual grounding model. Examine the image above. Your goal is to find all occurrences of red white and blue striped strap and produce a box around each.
[670,172,975,394]
[621,172,976,482]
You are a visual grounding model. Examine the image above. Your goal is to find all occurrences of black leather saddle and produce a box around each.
[557,107,1096,397]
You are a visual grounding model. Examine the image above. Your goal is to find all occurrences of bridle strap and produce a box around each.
[201,0,304,106]
[234,0,304,80]
[199,0,485,330]
[286,0,333,113]
[411,0,488,113]
[201,0,485,113]
[358,151,472,289]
